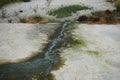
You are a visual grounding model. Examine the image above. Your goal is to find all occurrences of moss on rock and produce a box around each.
[87,50,100,56]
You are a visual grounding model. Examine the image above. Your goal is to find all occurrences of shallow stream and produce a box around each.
[0,21,71,80]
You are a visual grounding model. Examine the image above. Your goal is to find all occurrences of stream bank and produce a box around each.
[52,23,120,80]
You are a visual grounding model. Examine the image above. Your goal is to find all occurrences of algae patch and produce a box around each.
[47,73,56,80]
[47,55,66,80]
[64,35,86,48]
[48,5,90,18]
[32,73,56,80]
[87,50,100,56]
[52,57,66,71]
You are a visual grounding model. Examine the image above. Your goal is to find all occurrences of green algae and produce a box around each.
[0,0,30,7]
[48,5,90,18]
[52,57,66,71]
[47,57,66,80]
[87,50,100,56]
[64,35,86,48]
[47,73,56,80]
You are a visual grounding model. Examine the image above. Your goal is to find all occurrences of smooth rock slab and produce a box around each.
[52,24,120,80]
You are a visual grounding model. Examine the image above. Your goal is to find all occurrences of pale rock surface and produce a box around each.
[0,23,59,64]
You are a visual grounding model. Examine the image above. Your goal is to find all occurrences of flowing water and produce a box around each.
[0,21,71,80]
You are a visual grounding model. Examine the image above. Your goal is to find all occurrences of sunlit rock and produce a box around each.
[0,23,59,64]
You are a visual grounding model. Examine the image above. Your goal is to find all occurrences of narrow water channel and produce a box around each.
[0,21,71,80]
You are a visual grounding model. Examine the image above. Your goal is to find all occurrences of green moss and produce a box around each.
[46,57,66,80]
[115,0,120,12]
[47,73,56,80]
[0,0,30,7]
[52,57,66,71]
[87,50,100,56]
[91,11,104,17]
[48,5,91,18]
[64,36,86,47]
